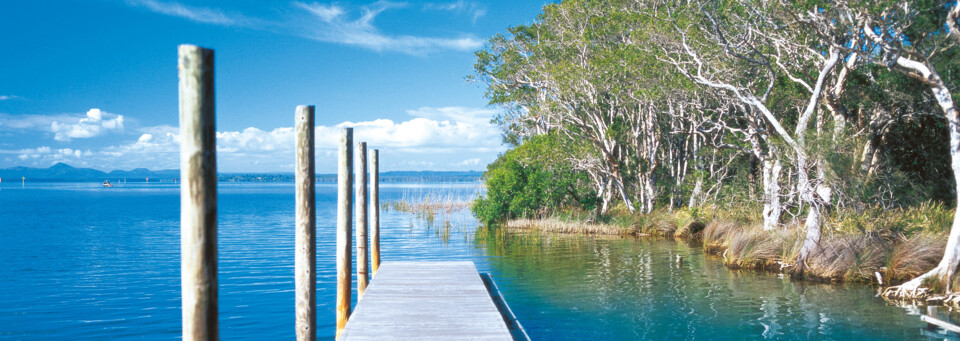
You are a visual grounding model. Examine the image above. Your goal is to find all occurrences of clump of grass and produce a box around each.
[385,190,472,215]
[702,220,741,254]
[805,234,887,282]
[886,234,945,282]
[506,218,627,235]
[632,210,678,236]
[723,227,780,270]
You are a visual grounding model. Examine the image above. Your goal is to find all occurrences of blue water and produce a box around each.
[0,182,950,340]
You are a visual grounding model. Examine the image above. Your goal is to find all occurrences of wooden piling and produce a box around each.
[294,105,316,341]
[921,305,960,333]
[356,142,369,296]
[371,149,380,276]
[178,44,218,341]
[336,128,354,339]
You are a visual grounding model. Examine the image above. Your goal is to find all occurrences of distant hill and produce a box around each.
[0,163,481,183]
[0,162,178,182]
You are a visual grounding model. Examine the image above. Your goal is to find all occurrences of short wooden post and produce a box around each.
[371,149,381,276]
[336,128,353,339]
[926,305,939,329]
[294,105,316,341]
[178,44,218,341]
[356,142,369,296]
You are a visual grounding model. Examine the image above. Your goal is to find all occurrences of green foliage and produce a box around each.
[472,133,597,224]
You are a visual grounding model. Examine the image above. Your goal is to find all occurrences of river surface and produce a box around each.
[0,182,954,340]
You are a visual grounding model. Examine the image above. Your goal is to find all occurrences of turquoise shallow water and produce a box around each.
[0,182,953,340]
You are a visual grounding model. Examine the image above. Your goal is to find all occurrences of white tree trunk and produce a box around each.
[688,178,703,208]
[797,166,829,266]
[883,54,960,296]
[761,157,783,231]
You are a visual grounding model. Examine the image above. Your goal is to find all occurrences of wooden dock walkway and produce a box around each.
[339,261,517,340]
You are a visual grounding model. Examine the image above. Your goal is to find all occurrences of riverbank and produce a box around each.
[502,203,955,304]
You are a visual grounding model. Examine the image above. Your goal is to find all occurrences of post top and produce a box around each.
[179,44,213,52]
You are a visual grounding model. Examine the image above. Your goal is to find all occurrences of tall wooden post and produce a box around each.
[356,142,369,296]
[371,149,381,276]
[178,44,218,341]
[294,105,316,341]
[336,128,353,339]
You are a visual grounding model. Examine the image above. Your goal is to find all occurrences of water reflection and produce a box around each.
[1,182,953,340]
[475,229,951,340]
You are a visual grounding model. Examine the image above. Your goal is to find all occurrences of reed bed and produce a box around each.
[502,204,952,287]
[506,218,626,235]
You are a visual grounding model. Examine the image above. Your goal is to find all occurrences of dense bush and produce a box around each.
[472,133,596,224]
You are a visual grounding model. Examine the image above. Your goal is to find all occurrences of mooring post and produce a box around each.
[294,105,316,341]
[336,128,354,339]
[927,305,938,329]
[356,142,369,296]
[178,44,218,341]
[371,149,380,276]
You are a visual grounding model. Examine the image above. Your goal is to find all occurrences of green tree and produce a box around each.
[472,133,596,224]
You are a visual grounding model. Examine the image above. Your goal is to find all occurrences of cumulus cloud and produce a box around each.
[6,146,92,163]
[458,158,482,166]
[2,107,503,171]
[0,109,126,141]
[216,127,295,153]
[50,108,125,142]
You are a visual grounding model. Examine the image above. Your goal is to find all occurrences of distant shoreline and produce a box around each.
[0,162,483,183]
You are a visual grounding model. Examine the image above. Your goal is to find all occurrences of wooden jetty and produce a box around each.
[339,261,517,341]
[175,44,524,340]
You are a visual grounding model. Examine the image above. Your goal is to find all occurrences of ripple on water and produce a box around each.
[0,183,954,340]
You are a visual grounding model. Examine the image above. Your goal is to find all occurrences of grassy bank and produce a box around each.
[501,203,953,287]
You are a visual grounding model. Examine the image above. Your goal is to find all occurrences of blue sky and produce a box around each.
[0,0,547,172]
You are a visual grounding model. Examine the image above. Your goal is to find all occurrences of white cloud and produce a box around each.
[423,1,486,22]
[293,1,483,54]
[298,2,344,22]
[2,107,503,171]
[49,108,125,142]
[5,146,91,164]
[458,158,481,166]
[126,0,245,25]
[0,109,127,142]
[216,127,295,153]
[0,95,21,101]
[124,0,482,54]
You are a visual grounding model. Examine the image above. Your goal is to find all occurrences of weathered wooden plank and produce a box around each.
[339,261,513,341]
[922,315,960,334]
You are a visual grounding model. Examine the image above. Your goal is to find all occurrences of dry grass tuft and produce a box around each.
[805,234,887,282]
[887,234,945,282]
[386,192,471,214]
[724,227,780,270]
[506,218,628,235]
[702,220,741,253]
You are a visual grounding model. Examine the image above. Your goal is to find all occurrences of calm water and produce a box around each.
[0,182,951,340]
